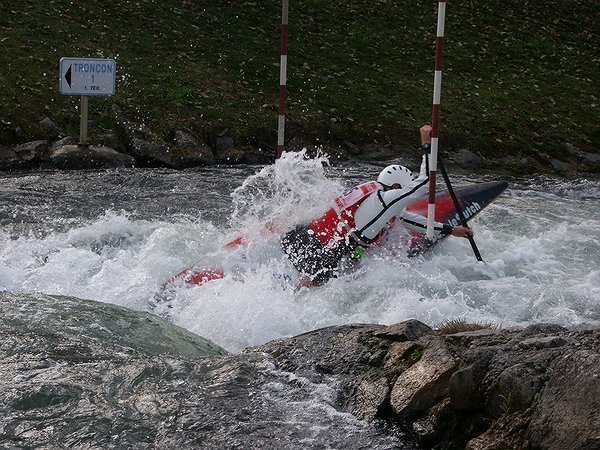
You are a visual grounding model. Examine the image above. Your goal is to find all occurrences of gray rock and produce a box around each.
[174,130,202,149]
[1,296,598,450]
[112,104,151,139]
[493,362,545,413]
[130,138,214,168]
[13,140,49,162]
[173,130,215,166]
[50,144,136,169]
[374,319,433,342]
[0,146,20,169]
[449,347,500,412]
[453,148,483,169]
[39,116,64,137]
[98,133,122,150]
[0,293,405,450]
[528,350,600,450]
[49,136,77,152]
[390,336,457,419]
[215,135,234,153]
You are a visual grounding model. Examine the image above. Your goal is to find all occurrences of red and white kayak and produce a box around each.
[162,181,508,289]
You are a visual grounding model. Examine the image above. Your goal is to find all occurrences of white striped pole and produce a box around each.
[426,0,447,239]
[276,0,289,159]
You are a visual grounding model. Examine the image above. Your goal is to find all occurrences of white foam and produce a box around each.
[1,158,599,352]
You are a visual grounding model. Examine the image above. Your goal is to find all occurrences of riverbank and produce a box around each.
[1,1,599,174]
[1,109,599,176]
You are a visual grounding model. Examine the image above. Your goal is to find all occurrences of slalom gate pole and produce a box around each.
[438,156,484,261]
[426,0,446,239]
[426,1,483,261]
[276,0,289,159]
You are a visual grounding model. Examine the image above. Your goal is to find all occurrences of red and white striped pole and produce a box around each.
[426,0,446,238]
[276,0,289,159]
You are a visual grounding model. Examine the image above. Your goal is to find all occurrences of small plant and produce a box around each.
[499,392,512,421]
[491,392,513,428]
[435,318,496,335]
[408,348,423,364]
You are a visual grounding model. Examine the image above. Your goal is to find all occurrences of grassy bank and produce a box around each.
[1,0,599,161]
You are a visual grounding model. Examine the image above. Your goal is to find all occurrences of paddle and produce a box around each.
[437,154,484,262]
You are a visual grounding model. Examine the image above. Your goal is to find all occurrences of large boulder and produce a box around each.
[528,349,600,450]
[390,336,458,419]
[255,321,600,450]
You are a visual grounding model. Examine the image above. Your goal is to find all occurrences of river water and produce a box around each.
[1,150,599,354]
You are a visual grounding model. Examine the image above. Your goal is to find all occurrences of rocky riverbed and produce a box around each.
[1,292,598,449]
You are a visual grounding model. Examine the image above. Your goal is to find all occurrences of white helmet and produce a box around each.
[377,164,413,188]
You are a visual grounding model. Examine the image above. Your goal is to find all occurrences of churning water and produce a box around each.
[1,151,599,353]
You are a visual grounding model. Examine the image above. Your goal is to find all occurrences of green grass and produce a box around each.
[435,319,496,335]
[1,0,599,161]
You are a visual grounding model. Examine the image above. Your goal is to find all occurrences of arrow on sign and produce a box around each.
[65,65,72,88]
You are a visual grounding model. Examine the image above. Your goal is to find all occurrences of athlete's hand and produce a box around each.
[420,125,432,145]
[451,225,474,239]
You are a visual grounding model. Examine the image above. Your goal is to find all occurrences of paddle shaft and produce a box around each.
[438,155,484,262]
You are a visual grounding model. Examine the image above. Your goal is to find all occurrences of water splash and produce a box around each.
[1,162,599,352]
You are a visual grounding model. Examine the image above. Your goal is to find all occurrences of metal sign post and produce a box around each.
[59,57,116,144]
[79,95,89,143]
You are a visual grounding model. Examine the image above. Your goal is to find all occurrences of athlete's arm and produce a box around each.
[399,210,451,235]
[400,211,474,239]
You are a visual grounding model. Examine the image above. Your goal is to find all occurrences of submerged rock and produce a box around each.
[0,293,412,449]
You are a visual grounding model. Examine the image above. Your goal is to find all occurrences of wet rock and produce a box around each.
[49,144,136,170]
[257,320,600,449]
[1,295,599,450]
[0,293,405,450]
[98,133,122,151]
[0,146,20,170]
[39,116,64,137]
[453,148,483,169]
[509,323,568,342]
[390,336,458,419]
[549,158,577,175]
[517,335,568,350]
[174,130,202,149]
[13,140,48,162]
[213,135,269,164]
[215,135,234,153]
[348,376,391,421]
[129,137,170,166]
[130,138,213,169]
[374,319,433,342]
[241,146,274,164]
[49,136,77,152]
[450,347,500,412]
[492,362,545,413]
[173,130,215,167]
[216,146,246,164]
[528,349,600,450]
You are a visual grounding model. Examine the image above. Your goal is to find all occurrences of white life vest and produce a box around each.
[308,181,379,245]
